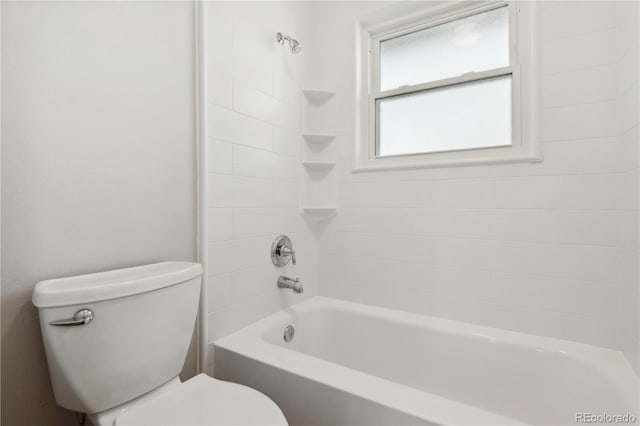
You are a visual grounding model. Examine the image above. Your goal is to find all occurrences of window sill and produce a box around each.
[352,150,542,173]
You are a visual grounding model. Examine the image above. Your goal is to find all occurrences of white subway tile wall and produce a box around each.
[308,1,639,359]
[204,2,317,353]
[614,1,639,374]
[206,1,639,374]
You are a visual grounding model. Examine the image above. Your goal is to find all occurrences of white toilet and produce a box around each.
[32,261,287,426]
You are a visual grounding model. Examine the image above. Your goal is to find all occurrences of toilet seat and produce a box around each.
[114,374,287,426]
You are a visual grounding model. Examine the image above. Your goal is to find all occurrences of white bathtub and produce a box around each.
[214,297,639,425]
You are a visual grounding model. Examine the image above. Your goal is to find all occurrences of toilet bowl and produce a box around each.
[32,262,287,425]
[96,374,286,426]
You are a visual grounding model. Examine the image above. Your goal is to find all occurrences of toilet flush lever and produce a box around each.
[50,309,94,326]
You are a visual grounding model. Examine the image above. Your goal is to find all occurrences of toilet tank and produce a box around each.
[32,262,203,414]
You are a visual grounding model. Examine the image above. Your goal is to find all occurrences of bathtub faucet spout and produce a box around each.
[277,276,303,294]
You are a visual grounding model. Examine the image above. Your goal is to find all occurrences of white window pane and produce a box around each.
[377,75,512,157]
[380,6,509,91]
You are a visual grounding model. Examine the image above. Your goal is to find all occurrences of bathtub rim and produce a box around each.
[214,296,638,425]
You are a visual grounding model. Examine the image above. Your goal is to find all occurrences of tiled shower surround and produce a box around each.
[205,1,639,374]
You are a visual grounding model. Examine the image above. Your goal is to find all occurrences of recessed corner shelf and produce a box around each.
[302,161,336,171]
[303,89,335,104]
[302,206,338,220]
[303,133,335,144]
[303,206,338,212]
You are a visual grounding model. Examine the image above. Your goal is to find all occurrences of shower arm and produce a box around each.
[276,32,290,45]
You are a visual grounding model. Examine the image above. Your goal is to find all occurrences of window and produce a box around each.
[355,1,539,171]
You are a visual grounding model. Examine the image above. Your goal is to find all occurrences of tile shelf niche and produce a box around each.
[302,133,335,144]
[302,206,338,213]
[302,206,338,221]
[302,161,336,171]
[302,89,335,104]
[301,88,338,221]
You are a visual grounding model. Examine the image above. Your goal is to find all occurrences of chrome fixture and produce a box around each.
[50,308,94,326]
[277,276,303,294]
[283,325,295,342]
[276,32,302,54]
[271,235,296,267]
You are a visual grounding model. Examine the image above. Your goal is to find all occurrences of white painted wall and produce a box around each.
[310,1,639,357]
[204,1,318,365]
[1,2,196,424]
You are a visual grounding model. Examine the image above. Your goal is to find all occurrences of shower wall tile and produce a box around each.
[205,2,233,47]
[542,64,618,108]
[231,176,274,208]
[485,176,565,209]
[540,108,565,141]
[339,181,433,208]
[232,56,274,96]
[208,72,233,109]
[232,145,298,182]
[205,1,638,372]
[208,105,273,151]
[487,209,635,248]
[208,140,233,175]
[330,208,491,240]
[311,1,639,353]
[205,2,317,347]
[562,99,620,140]
[208,174,234,208]
[233,208,306,239]
[562,171,637,210]
[208,209,233,242]
[542,27,618,75]
[614,1,640,374]
[620,82,640,133]
[233,84,300,130]
[540,1,617,42]
[320,276,621,350]
[617,41,639,94]
[428,179,492,208]
[274,67,303,105]
[208,274,233,312]
[272,181,300,208]
[274,127,301,157]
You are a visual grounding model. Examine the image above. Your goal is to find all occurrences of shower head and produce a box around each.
[289,38,302,54]
[276,32,302,54]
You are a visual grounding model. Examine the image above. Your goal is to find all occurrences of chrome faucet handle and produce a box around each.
[280,246,296,265]
[271,235,297,267]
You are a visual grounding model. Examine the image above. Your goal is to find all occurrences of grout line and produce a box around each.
[314,250,626,288]
[539,16,618,44]
[333,206,639,213]
[318,228,635,250]
[334,168,639,184]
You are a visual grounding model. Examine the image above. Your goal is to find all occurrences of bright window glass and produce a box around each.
[377,75,512,157]
[379,6,509,91]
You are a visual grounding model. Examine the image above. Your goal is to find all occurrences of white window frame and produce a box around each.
[354,1,540,172]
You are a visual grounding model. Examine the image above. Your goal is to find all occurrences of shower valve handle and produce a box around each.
[280,246,296,265]
[271,235,297,267]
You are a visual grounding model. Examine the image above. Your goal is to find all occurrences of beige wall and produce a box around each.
[1,2,197,424]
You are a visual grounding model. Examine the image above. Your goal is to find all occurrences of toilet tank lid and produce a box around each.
[32,262,203,308]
